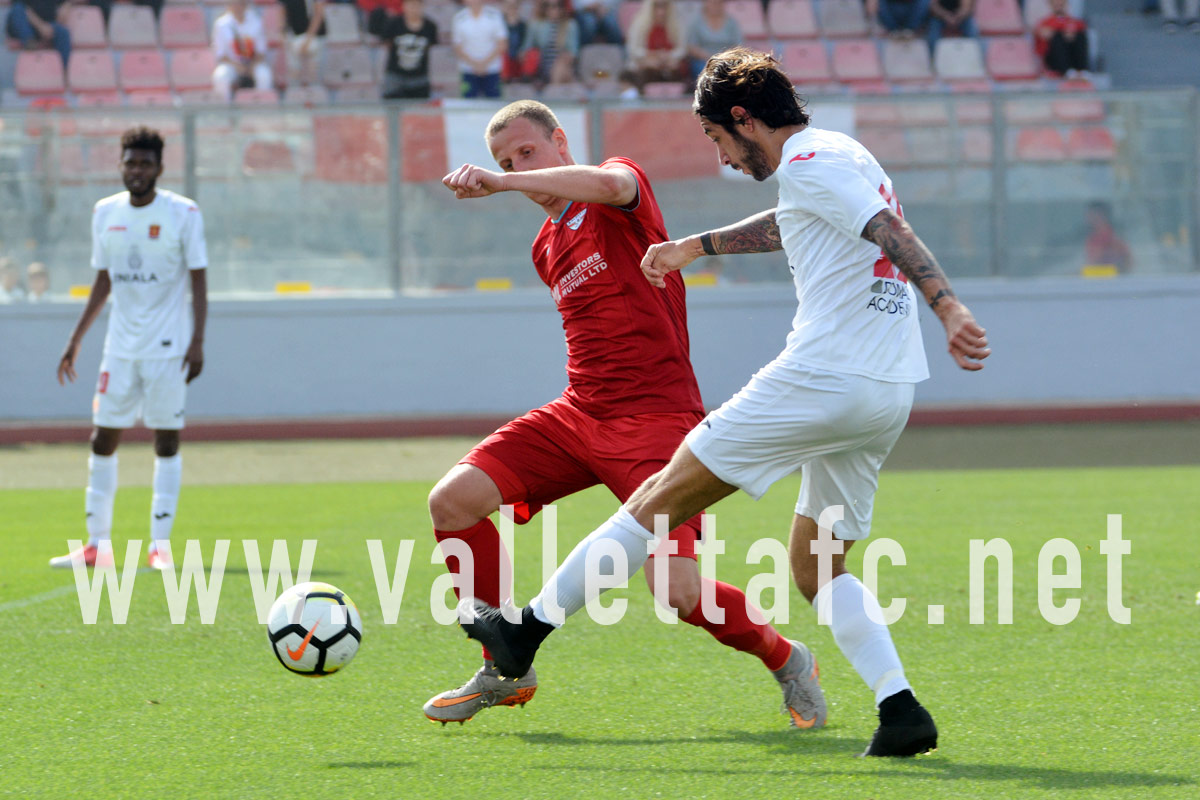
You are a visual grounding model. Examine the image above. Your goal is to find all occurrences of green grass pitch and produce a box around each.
[3,466,1198,799]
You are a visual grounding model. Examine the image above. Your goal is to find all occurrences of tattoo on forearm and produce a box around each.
[862,210,957,311]
[708,210,782,255]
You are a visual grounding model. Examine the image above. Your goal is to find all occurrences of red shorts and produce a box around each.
[461,396,704,559]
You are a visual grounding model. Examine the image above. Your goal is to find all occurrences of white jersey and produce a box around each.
[451,5,507,74]
[91,189,208,360]
[774,128,929,384]
[213,9,268,65]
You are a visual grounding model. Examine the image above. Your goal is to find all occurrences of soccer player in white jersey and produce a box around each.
[461,48,991,757]
[51,127,209,572]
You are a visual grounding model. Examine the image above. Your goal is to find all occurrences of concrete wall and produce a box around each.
[3,275,1199,424]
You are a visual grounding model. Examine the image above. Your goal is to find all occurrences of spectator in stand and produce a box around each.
[624,0,687,91]
[1084,202,1132,274]
[213,0,273,101]
[26,261,50,302]
[279,0,326,87]
[1160,0,1199,32]
[452,0,508,98]
[0,257,24,304]
[866,0,931,39]
[1034,0,1089,76]
[684,0,741,83]
[362,0,404,27]
[575,0,623,44]
[926,0,979,53]
[378,0,438,98]
[501,0,531,80]
[522,0,580,86]
[5,0,71,67]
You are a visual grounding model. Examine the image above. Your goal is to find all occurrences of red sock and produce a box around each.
[682,579,793,672]
[435,519,510,662]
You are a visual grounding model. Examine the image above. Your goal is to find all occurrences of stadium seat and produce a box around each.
[855,103,900,127]
[66,5,107,48]
[954,98,992,124]
[1052,95,1105,123]
[68,50,118,93]
[428,44,459,96]
[578,43,624,84]
[1004,98,1053,124]
[323,3,362,45]
[76,91,124,108]
[818,0,869,37]
[120,48,170,92]
[856,128,910,163]
[160,6,209,48]
[1014,126,1066,160]
[975,0,1025,36]
[782,41,832,84]
[322,46,373,88]
[767,0,818,39]
[14,50,65,95]
[899,101,950,126]
[242,140,295,174]
[959,127,993,163]
[169,47,217,92]
[109,5,158,48]
[726,0,767,38]
[831,39,882,83]
[234,87,280,104]
[283,84,331,105]
[986,36,1040,80]
[1067,126,1116,160]
[541,82,589,101]
[503,81,541,100]
[882,38,933,82]
[127,89,176,106]
[934,38,987,82]
[948,78,994,93]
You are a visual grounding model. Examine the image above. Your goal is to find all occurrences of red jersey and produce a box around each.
[531,157,703,419]
[1035,14,1087,56]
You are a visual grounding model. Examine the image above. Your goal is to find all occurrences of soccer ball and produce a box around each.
[267,581,363,676]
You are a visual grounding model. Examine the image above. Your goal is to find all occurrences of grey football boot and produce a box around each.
[773,640,828,730]
[424,661,538,725]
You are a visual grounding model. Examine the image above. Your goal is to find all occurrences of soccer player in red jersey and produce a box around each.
[424,100,826,729]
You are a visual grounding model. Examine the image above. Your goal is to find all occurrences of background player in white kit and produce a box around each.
[462,48,991,757]
[52,127,208,572]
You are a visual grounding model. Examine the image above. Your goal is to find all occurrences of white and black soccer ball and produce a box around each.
[267,582,363,676]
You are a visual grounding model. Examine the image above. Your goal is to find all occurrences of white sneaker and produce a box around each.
[423,661,537,725]
[49,543,114,569]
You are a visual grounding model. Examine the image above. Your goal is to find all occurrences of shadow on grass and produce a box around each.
[327,761,413,770]
[509,729,861,756]
[852,759,1195,791]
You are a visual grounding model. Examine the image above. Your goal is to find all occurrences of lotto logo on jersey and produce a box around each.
[149,224,161,239]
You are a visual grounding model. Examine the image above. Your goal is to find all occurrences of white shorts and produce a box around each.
[93,355,188,430]
[684,359,914,541]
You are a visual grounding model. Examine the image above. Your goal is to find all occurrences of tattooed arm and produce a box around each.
[641,209,781,288]
[862,207,991,371]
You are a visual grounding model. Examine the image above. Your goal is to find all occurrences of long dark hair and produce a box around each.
[694,47,810,133]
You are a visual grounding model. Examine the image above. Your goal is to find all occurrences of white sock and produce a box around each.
[85,453,118,547]
[816,572,912,706]
[149,454,182,553]
[529,507,655,626]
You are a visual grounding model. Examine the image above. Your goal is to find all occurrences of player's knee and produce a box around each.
[154,431,180,457]
[427,480,480,532]
[90,428,120,456]
[644,560,701,618]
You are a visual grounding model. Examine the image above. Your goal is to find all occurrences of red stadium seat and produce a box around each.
[855,102,901,127]
[77,91,124,107]
[169,47,217,91]
[1014,126,1065,161]
[986,36,1040,80]
[109,4,158,48]
[120,49,170,92]
[882,38,933,82]
[243,140,295,173]
[15,51,66,95]
[127,90,177,106]
[1067,126,1116,160]
[818,0,869,37]
[781,41,831,84]
[322,46,374,88]
[66,5,107,48]
[768,0,818,39]
[726,0,767,38]
[975,0,1025,35]
[323,3,362,45]
[934,38,987,82]
[160,6,209,48]
[856,128,910,164]
[832,39,882,83]
[68,50,118,93]
[1052,95,1105,123]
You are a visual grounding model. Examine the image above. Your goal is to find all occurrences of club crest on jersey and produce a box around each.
[566,208,587,231]
[149,224,160,239]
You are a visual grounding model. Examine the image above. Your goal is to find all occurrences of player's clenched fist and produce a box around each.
[442,164,507,199]
[641,237,704,288]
